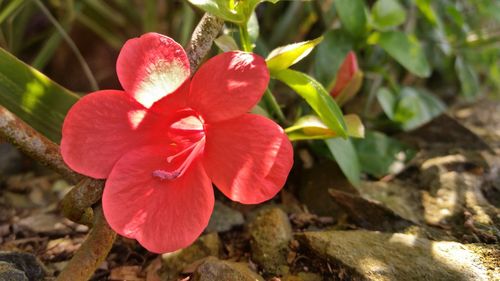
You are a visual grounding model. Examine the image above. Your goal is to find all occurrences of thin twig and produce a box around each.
[32,0,99,91]
[186,13,224,73]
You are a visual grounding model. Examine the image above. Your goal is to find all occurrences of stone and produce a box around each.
[0,261,28,281]
[16,213,72,235]
[191,257,264,281]
[355,180,423,223]
[159,233,221,280]
[0,143,26,176]
[205,201,245,233]
[297,230,491,281]
[248,207,292,275]
[0,252,45,281]
[298,159,358,216]
[282,272,322,281]
[328,189,415,232]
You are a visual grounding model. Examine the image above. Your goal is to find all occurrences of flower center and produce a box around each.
[153,109,205,180]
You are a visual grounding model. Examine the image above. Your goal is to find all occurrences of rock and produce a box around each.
[282,272,322,281]
[248,207,292,275]
[298,159,358,216]
[0,261,28,281]
[205,201,244,233]
[0,143,27,176]
[356,180,423,223]
[191,257,264,281]
[464,244,500,281]
[159,233,221,280]
[419,154,499,243]
[0,252,45,281]
[297,230,491,281]
[16,213,72,235]
[328,189,415,232]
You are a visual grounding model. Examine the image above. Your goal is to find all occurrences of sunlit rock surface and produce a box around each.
[297,230,497,281]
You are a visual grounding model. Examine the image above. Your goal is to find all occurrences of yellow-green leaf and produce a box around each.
[266,36,323,73]
[285,114,364,141]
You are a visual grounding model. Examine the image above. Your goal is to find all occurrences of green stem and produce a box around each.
[264,89,287,124]
[239,22,287,123]
[238,23,252,52]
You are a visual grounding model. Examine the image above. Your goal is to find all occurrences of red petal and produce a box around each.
[188,52,269,122]
[330,51,359,97]
[102,145,213,253]
[117,33,190,108]
[203,114,293,204]
[61,90,170,179]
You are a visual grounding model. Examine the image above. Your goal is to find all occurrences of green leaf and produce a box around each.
[395,87,445,130]
[334,0,367,38]
[325,137,361,186]
[371,0,406,30]
[378,86,445,131]
[455,56,479,99]
[314,29,354,86]
[414,0,439,25]
[286,114,364,141]
[214,34,239,52]
[187,0,279,24]
[376,87,397,119]
[376,31,431,77]
[266,36,323,73]
[0,47,79,143]
[353,131,415,178]
[273,69,347,138]
[187,0,244,23]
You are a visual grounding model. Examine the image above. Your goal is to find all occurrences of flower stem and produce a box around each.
[264,89,287,124]
[239,22,287,123]
[239,23,253,52]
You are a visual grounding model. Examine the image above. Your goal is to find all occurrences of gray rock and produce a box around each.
[0,252,45,281]
[192,257,264,281]
[328,189,415,232]
[205,201,244,233]
[248,207,292,275]
[159,233,221,280]
[0,262,28,281]
[0,143,25,176]
[283,272,323,281]
[17,213,72,235]
[298,160,358,216]
[297,230,491,281]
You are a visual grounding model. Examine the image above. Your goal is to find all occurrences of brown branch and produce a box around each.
[55,207,116,281]
[0,106,82,184]
[186,13,224,73]
[60,178,105,226]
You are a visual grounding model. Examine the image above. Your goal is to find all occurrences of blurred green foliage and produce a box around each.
[0,0,498,182]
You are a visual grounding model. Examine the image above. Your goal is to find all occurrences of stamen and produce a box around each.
[166,141,199,163]
[152,170,180,180]
[152,136,206,181]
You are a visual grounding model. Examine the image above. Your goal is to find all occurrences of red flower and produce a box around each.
[60,33,293,253]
